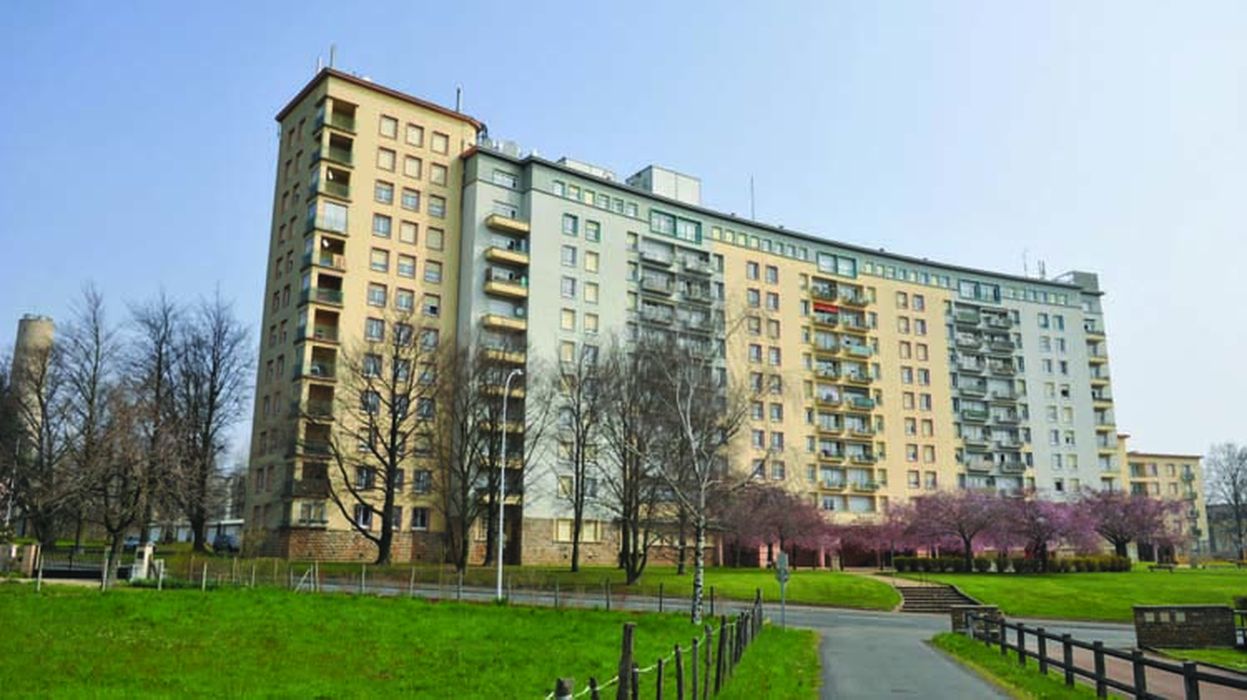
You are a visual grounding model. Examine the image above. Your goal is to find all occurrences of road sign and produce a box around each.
[775,551,789,628]
[775,551,790,583]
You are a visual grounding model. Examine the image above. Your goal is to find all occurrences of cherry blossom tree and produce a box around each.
[1080,490,1185,558]
[906,490,1006,570]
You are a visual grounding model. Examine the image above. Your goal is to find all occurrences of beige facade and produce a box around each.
[245,69,480,560]
[1125,448,1208,557]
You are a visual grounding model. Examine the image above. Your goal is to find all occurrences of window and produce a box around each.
[916,344,928,361]
[562,214,578,236]
[922,446,935,463]
[747,289,760,308]
[769,403,784,422]
[585,251,599,273]
[365,318,384,341]
[584,313,599,334]
[748,344,762,363]
[379,115,398,138]
[413,469,432,494]
[914,319,927,336]
[770,432,785,450]
[561,245,577,267]
[405,123,424,147]
[897,317,910,334]
[919,394,932,411]
[410,507,429,530]
[397,255,416,278]
[765,265,778,284]
[904,418,917,435]
[399,220,418,244]
[372,213,392,238]
[559,341,575,363]
[424,260,443,283]
[896,291,909,309]
[917,369,930,385]
[423,293,440,317]
[1038,312,1050,329]
[899,341,912,359]
[901,367,914,384]
[585,221,601,242]
[492,169,518,189]
[906,444,919,462]
[561,276,577,298]
[367,283,387,307]
[430,131,449,154]
[426,228,444,250]
[370,248,389,272]
[428,195,446,218]
[913,294,925,311]
[354,504,373,530]
[401,188,420,211]
[374,181,394,204]
[396,288,415,311]
[377,148,396,171]
[766,292,779,311]
[584,281,598,303]
[560,308,576,331]
[746,261,759,280]
[768,347,781,366]
[429,163,448,186]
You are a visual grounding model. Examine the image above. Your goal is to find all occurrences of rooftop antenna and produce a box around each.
[749,175,756,220]
[316,55,323,73]
[1037,260,1047,279]
[329,43,336,69]
[455,85,462,113]
[1022,248,1030,277]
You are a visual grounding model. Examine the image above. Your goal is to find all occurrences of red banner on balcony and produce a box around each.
[813,302,840,313]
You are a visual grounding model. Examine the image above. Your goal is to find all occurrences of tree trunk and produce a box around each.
[691,515,707,625]
[482,497,497,566]
[190,508,208,553]
[962,536,974,571]
[676,513,688,576]
[1113,540,1128,558]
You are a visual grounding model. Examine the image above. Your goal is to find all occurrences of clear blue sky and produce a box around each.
[1,1,1244,456]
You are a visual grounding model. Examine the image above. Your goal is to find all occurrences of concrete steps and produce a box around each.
[896,585,977,613]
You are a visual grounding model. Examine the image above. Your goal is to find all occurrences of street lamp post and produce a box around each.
[497,367,524,601]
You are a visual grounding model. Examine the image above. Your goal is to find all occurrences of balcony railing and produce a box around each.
[961,408,989,422]
[321,179,350,199]
[960,383,987,396]
[640,276,674,294]
[299,287,344,306]
[812,312,839,328]
[315,111,356,133]
[293,361,336,381]
[639,249,673,266]
[838,290,868,306]
[851,481,880,492]
[845,345,873,358]
[847,396,875,411]
[953,310,981,325]
[849,454,876,465]
[810,286,835,301]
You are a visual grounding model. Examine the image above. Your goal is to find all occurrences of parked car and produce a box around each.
[212,533,240,554]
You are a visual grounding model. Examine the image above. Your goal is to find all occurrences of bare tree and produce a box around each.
[429,345,492,572]
[553,345,606,572]
[127,293,180,546]
[170,294,250,552]
[642,333,752,624]
[61,286,120,549]
[1206,442,1247,557]
[91,386,146,587]
[5,333,76,546]
[314,311,439,565]
[597,340,667,584]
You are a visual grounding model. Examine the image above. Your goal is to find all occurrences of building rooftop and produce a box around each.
[275,68,485,131]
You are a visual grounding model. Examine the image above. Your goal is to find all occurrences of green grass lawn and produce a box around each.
[163,555,900,611]
[720,626,821,699]
[1160,648,1247,671]
[897,568,1247,622]
[932,633,1096,698]
[0,583,815,698]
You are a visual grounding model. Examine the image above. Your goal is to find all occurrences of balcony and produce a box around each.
[485,245,529,267]
[837,290,868,307]
[299,287,344,307]
[302,251,346,272]
[851,481,880,493]
[845,345,873,358]
[320,178,350,200]
[1001,460,1027,473]
[485,213,531,235]
[847,396,875,411]
[640,276,675,295]
[849,453,877,465]
[959,383,987,397]
[1182,472,1196,483]
[293,361,336,382]
[821,481,847,492]
[312,143,354,167]
[484,269,529,299]
[810,286,835,301]
[840,319,870,335]
[812,312,839,329]
[681,257,713,275]
[994,438,1024,450]
[818,421,844,435]
[953,309,981,326]
[284,476,330,499]
[483,313,527,333]
[987,338,1015,353]
[288,438,333,459]
[291,399,335,421]
[989,390,1017,403]
[315,110,356,134]
[848,426,875,439]
[297,324,340,344]
[814,366,839,380]
[961,408,989,422]
[993,413,1020,425]
[818,449,845,463]
[983,315,1012,330]
[988,363,1015,376]
[1085,326,1106,340]
[955,335,981,350]
[962,434,989,447]
[965,459,994,473]
[844,372,872,385]
[1090,372,1111,386]
[958,363,985,374]
[639,248,673,266]
[640,307,674,325]
[812,341,839,357]
[815,393,841,407]
[483,382,526,399]
[483,345,527,365]
[1087,348,1109,364]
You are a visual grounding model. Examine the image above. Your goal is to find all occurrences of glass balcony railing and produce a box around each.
[300,287,344,306]
[847,396,875,410]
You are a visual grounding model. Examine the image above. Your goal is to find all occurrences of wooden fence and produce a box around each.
[547,592,765,700]
[965,611,1247,699]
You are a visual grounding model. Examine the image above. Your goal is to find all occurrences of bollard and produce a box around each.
[457,571,463,601]
[710,586,715,617]
[360,564,367,594]
[158,563,164,591]
[101,550,110,592]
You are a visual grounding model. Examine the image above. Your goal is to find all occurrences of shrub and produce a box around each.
[894,556,912,573]
[1232,596,1247,610]
[973,557,992,573]
[1010,556,1028,574]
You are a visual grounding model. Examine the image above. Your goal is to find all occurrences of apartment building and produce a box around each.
[1124,449,1208,557]
[245,69,1200,563]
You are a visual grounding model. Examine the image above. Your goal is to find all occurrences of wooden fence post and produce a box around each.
[1062,634,1075,687]
[1016,623,1026,666]
[709,586,715,617]
[409,566,416,598]
[555,580,560,609]
[630,664,639,700]
[1130,649,1148,697]
[615,622,635,700]
[250,563,256,589]
[457,571,463,601]
[589,676,600,700]
[1093,641,1107,698]
[702,625,712,700]
[202,562,208,592]
[656,657,665,700]
[675,644,685,700]
[691,637,699,700]
[553,677,574,700]
[1182,661,1200,700]
[713,616,726,694]
[659,582,664,613]
[999,619,1007,656]
[1037,628,1048,674]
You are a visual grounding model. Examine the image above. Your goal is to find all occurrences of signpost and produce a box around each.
[775,551,790,629]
